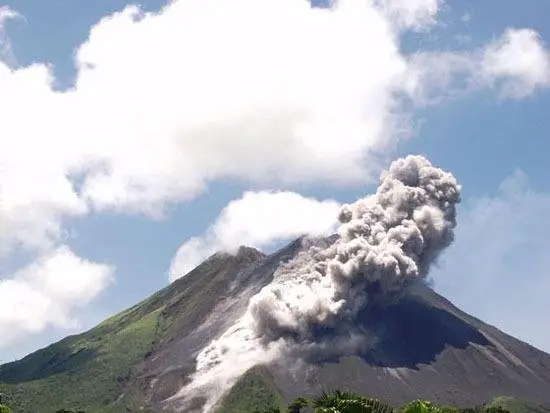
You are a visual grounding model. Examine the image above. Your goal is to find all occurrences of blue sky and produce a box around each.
[1,0,550,362]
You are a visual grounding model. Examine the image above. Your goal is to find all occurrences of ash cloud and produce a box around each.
[172,155,461,412]
[249,154,460,341]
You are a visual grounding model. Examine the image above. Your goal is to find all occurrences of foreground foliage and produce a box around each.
[0,389,546,413]
[216,368,549,413]
[243,390,543,413]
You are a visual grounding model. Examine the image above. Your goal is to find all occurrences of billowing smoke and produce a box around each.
[171,155,461,412]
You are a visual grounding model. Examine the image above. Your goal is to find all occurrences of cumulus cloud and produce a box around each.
[406,28,550,104]
[46,0,414,214]
[432,169,550,353]
[0,0,417,257]
[169,191,341,280]
[174,155,461,412]
[480,28,550,98]
[0,246,114,347]
[2,0,547,252]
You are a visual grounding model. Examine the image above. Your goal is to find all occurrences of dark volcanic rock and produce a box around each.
[268,283,550,408]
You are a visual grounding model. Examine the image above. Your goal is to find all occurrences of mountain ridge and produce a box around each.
[1,237,550,413]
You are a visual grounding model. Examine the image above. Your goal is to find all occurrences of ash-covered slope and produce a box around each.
[264,278,550,408]
[3,155,550,413]
[124,235,550,412]
[168,237,550,413]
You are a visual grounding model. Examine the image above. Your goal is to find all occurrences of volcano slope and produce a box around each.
[2,155,550,413]
[1,238,550,413]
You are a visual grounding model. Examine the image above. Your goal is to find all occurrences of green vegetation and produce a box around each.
[2,363,549,413]
[0,250,267,413]
[0,306,164,413]
[216,386,550,413]
[276,392,545,413]
[0,392,11,413]
[485,397,550,413]
[307,390,395,413]
[0,394,10,413]
[0,394,11,412]
[216,366,286,413]
[55,410,86,413]
[0,250,268,413]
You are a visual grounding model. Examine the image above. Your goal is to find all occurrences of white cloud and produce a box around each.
[480,28,550,98]
[0,6,18,23]
[0,161,88,257]
[0,0,439,255]
[169,191,341,281]
[432,170,550,353]
[375,0,440,31]
[406,28,550,104]
[1,1,548,255]
[1,0,550,355]
[0,246,114,347]
[0,6,20,67]
[52,0,415,213]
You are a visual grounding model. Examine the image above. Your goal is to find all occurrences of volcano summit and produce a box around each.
[1,156,549,413]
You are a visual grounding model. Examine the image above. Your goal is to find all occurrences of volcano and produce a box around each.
[1,238,550,413]
[2,156,550,413]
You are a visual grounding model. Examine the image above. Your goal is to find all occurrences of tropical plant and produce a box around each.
[402,400,444,413]
[311,390,395,413]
